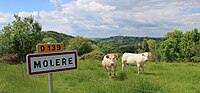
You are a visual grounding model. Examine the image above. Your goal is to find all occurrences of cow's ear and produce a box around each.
[106,55,109,58]
[149,52,152,56]
[114,54,118,59]
[142,54,144,56]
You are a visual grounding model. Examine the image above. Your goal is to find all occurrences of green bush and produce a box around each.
[80,50,104,60]
[66,37,93,55]
[116,71,127,81]
[191,56,200,62]
[0,54,19,64]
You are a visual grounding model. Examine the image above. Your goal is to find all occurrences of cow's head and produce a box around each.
[142,53,148,62]
[106,53,118,66]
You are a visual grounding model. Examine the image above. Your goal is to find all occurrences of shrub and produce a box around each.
[0,54,19,64]
[66,37,93,55]
[116,71,127,81]
[80,50,104,61]
[191,56,200,63]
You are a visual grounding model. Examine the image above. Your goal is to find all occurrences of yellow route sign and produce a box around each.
[37,43,64,53]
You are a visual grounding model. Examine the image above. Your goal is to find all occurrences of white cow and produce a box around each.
[102,53,118,79]
[122,52,150,74]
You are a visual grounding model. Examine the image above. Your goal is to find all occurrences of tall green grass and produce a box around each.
[1,61,200,93]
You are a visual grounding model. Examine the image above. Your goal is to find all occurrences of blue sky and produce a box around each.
[0,0,200,38]
[0,0,55,12]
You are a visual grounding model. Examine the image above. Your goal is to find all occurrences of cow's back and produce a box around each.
[126,54,141,65]
[122,53,136,62]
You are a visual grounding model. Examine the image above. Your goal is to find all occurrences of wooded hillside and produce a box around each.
[98,35,165,46]
[0,15,200,63]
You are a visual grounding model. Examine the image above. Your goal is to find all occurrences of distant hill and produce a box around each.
[89,38,105,41]
[97,36,165,46]
[42,31,165,46]
[44,31,74,42]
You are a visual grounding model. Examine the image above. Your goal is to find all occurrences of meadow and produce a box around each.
[1,60,200,93]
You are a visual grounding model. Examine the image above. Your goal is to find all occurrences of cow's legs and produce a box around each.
[104,67,108,72]
[107,67,112,79]
[108,72,112,79]
[142,65,144,74]
[113,67,116,77]
[126,63,129,71]
[137,64,140,74]
[122,63,125,71]
[122,60,126,71]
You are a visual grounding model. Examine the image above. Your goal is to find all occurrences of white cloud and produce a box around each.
[0,12,13,25]
[1,0,200,38]
[50,0,62,6]
[75,0,116,12]
[18,11,39,18]
[37,10,76,35]
[43,24,75,34]
[61,0,115,11]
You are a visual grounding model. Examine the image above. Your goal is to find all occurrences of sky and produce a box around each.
[0,0,200,38]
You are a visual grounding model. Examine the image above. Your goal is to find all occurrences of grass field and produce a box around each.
[1,60,200,93]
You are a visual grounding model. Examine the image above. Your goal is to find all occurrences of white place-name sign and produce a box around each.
[26,51,77,75]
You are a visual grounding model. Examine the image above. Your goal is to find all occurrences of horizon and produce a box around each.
[0,0,200,38]
[46,30,168,39]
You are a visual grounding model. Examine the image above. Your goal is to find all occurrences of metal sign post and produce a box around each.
[49,73,53,93]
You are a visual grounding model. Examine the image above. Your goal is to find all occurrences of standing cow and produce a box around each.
[102,53,118,79]
[122,52,150,74]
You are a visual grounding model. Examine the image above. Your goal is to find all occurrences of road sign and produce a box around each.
[37,43,64,53]
[26,51,77,75]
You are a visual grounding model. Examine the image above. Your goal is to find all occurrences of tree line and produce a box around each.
[0,15,199,63]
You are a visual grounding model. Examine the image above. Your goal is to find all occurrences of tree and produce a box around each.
[61,39,69,48]
[160,30,183,62]
[160,38,177,62]
[97,43,117,55]
[117,44,136,53]
[0,25,14,55]
[179,28,200,62]
[165,30,183,42]
[190,28,199,56]
[159,28,200,62]
[137,43,142,53]
[42,37,57,43]
[179,31,193,61]
[0,15,42,62]
[142,39,149,52]
[44,31,74,43]
[147,39,156,51]
[66,36,93,55]
[147,39,160,62]
[80,50,104,60]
